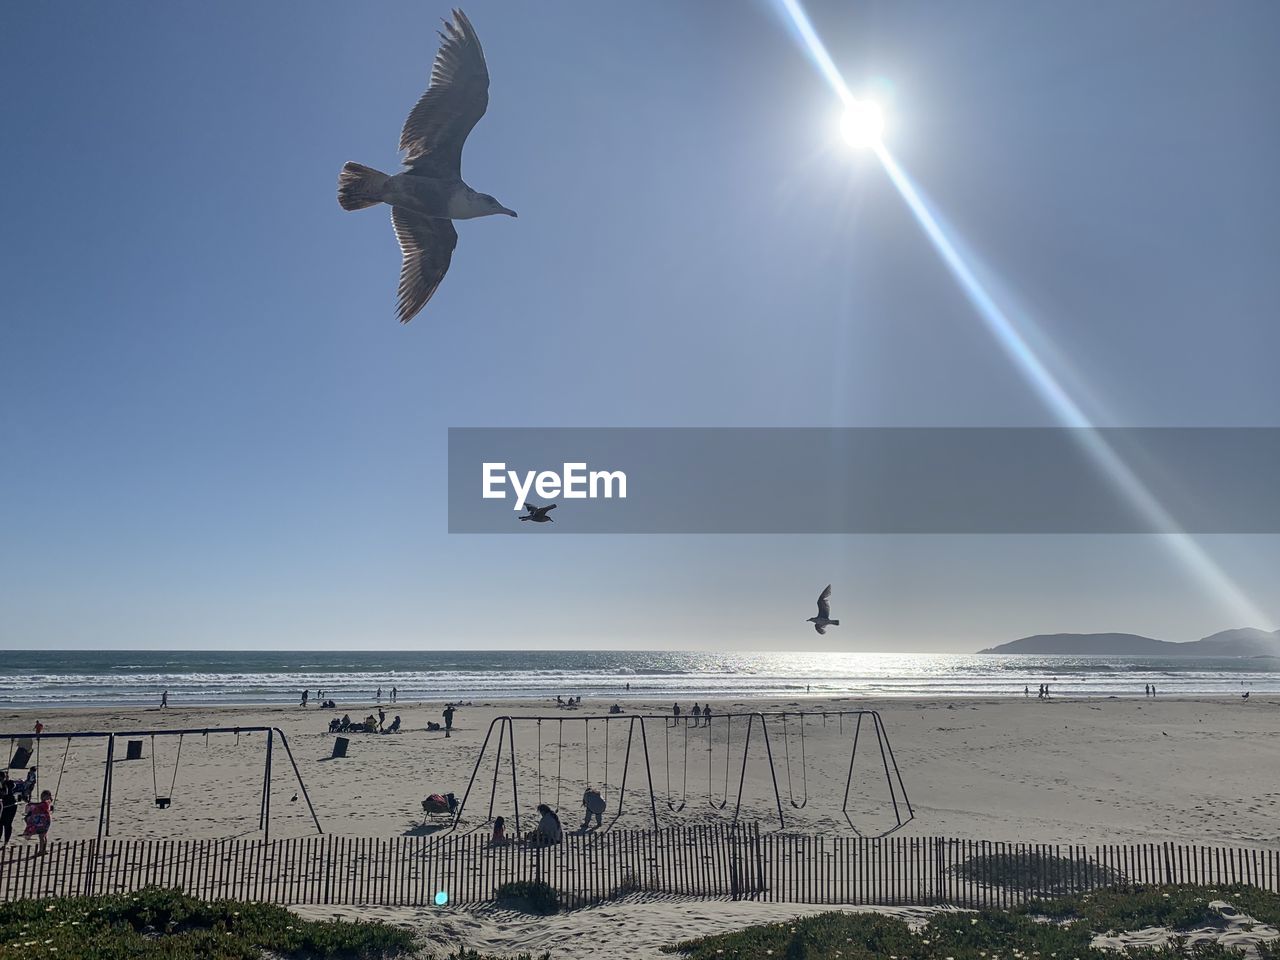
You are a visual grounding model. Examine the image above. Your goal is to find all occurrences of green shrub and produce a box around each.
[494,880,560,915]
[665,885,1280,960]
[0,886,416,959]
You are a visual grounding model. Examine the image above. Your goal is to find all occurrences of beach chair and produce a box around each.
[421,792,457,823]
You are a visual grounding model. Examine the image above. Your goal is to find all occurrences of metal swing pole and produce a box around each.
[608,716,636,828]
[506,716,521,836]
[259,730,271,832]
[637,717,660,832]
[487,718,507,822]
[96,734,115,843]
[273,729,322,835]
[263,728,274,842]
[451,716,503,830]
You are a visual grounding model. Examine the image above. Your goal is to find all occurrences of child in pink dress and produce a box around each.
[23,790,53,855]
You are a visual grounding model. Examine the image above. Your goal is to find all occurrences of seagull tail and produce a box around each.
[829,619,840,626]
[338,162,390,211]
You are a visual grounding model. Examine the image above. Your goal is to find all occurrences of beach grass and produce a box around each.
[0,886,417,959]
[664,885,1280,959]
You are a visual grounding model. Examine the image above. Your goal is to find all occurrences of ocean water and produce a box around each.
[0,650,1275,708]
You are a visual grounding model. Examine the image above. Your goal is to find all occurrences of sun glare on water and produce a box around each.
[840,99,885,148]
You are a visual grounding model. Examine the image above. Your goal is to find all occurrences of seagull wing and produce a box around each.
[816,584,832,620]
[814,622,827,635]
[542,504,557,513]
[391,207,458,323]
[524,503,538,515]
[400,9,490,180]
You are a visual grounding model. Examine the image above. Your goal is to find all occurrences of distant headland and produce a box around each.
[978,627,1280,657]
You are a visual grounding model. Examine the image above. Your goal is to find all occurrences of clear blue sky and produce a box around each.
[3,0,1278,650]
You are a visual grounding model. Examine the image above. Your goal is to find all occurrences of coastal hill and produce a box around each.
[978,628,1280,657]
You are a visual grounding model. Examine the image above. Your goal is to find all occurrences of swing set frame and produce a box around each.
[451,709,913,836]
[1,727,323,842]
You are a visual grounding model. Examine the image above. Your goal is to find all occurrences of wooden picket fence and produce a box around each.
[1,826,1277,908]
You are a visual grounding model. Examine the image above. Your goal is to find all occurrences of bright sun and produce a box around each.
[840,99,885,148]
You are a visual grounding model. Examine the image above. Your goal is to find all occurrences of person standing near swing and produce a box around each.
[23,789,53,856]
[580,785,605,831]
[0,778,16,844]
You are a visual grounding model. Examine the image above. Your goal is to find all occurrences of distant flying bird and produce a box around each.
[338,9,516,323]
[806,585,840,635]
[520,503,557,523]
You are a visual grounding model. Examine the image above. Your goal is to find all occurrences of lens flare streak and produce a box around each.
[766,0,1267,626]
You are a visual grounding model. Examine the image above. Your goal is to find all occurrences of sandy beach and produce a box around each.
[4,694,1276,849]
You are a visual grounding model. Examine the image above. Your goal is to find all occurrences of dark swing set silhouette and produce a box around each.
[448,709,912,838]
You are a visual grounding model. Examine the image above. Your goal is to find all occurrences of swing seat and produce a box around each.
[155,797,171,809]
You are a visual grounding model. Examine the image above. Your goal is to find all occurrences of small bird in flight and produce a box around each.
[520,503,557,523]
[807,585,840,635]
[338,9,516,323]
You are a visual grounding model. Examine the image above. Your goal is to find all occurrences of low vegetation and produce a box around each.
[493,880,561,915]
[666,885,1280,960]
[0,886,417,960]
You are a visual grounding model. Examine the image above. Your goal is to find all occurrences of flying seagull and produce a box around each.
[520,503,557,523]
[338,8,516,323]
[807,584,840,635]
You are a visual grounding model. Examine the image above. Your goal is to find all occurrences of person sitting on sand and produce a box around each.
[384,715,402,734]
[531,803,562,845]
[581,787,605,830]
[23,790,53,856]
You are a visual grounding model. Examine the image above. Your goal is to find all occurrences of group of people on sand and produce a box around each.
[670,702,713,726]
[1024,684,1053,699]
[329,709,402,734]
[489,786,607,848]
[554,695,581,708]
[1144,684,1158,697]
[0,770,54,854]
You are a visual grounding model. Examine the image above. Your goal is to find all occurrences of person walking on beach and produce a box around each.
[702,703,712,727]
[391,686,397,703]
[377,687,383,702]
[671,703,681,726]
[33,721,43,736]
[377,707,386,731]
[442,704,455,738]
[23,790,53,856]
[1024,686,1029,698]
[0,779,16,845]
[691,703,702,726]
[300,689,310,708]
